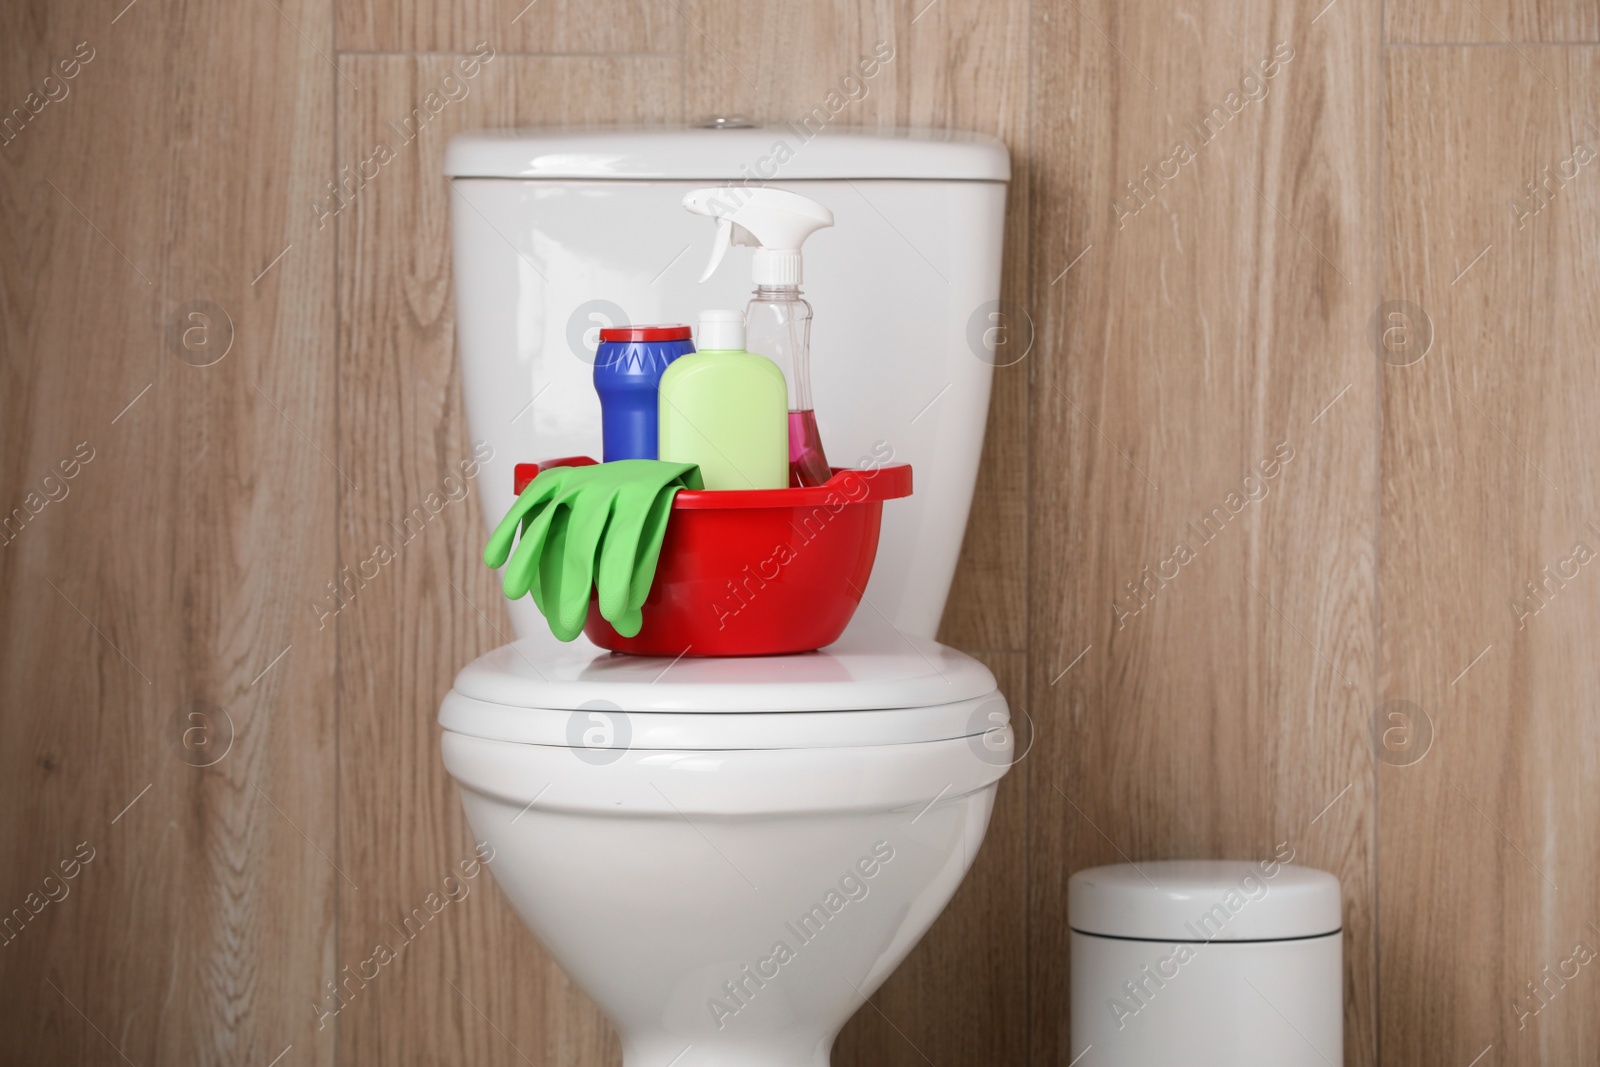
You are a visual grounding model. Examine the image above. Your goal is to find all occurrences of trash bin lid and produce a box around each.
[1068,860,1341,942]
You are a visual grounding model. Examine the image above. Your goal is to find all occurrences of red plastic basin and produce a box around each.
[511,457,913,657]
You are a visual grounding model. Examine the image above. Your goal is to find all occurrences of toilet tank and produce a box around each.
[444,126,1009,642]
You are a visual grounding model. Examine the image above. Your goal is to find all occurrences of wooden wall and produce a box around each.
[2,0,1597,1064]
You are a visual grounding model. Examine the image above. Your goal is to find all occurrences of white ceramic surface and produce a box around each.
[443,125,1011,181]
[442,728,1012,1067]
[439,617,1010,749]
[441,126,1014,1067]
[448,614,997,713]
[439,690,1007,750]
[448,126,1009,646]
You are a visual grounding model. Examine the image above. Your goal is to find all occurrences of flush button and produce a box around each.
[697,115,756,129]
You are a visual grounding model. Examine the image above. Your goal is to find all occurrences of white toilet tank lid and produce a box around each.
[442,125,1010,181]
[1069,860,1342,942]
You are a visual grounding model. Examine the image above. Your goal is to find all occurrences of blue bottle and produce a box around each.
[593,325,695,461]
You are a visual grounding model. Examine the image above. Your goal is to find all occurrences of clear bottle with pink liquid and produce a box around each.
[682,187,838,488]
[745,284,832,487]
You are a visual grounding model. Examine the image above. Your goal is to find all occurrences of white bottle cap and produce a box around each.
[697,309,745,351]
[753,248,802,286]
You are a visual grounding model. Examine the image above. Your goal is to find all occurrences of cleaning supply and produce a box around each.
[593,324,696,461]
[484,459,703,641]
[658,310,789,491]
[683,187,835,486]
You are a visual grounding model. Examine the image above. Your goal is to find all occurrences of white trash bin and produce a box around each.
[1069,859,1342,1067]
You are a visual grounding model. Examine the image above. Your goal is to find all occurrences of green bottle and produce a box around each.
[658,310,789,490]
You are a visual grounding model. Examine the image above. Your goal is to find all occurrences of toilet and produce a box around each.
[439,125,1013,1067]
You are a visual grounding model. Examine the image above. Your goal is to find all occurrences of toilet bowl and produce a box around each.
[440,126,1013,1066]
[439,620,1011,1067]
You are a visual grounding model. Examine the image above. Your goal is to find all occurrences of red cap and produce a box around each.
[598,324,692,343]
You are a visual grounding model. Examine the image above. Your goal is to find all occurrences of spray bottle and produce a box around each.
[684,187,835,487]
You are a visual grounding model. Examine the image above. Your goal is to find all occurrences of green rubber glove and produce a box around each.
[484,461,702,641]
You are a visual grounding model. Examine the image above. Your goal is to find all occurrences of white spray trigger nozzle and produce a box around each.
[697,217,761,282]
[702,217,734,282]
[683,187,834,286]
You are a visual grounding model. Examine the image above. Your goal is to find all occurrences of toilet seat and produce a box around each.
[439,621,1003,751]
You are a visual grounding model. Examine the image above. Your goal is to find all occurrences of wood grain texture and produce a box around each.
[336,0,679,57]
[682,0,1033,652]
[1026,0,1379,1063]
[1380,46,1600,1065]
[10,0,1600,1062]
[1387,0,1599,45]
[834,651,1028,1067]
[333,52,678,1067]
[0,0,337,1063]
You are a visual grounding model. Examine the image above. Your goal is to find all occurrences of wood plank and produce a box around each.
[933,0,1033,655]
[1387,0,1598,46]
[0,0,337,1063]
[682,0,1033,651]
[1380,46,1600,1066]
[336,0,679,57]
[834,651,1028,1067]
[333,53,678,1067]
[1027,1,1379,1064]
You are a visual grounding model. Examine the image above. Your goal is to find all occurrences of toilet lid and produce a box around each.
[439,620,1005,750]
